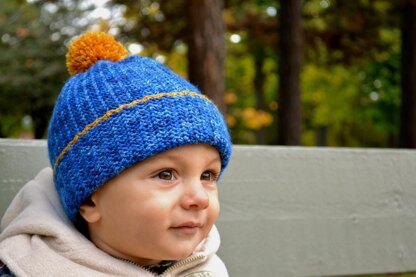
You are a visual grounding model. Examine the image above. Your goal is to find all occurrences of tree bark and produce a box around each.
[186,0,226,114]
[316,125,328,146]
[399,0,416,148]
[253,45,266,144]
[277,0,303,145]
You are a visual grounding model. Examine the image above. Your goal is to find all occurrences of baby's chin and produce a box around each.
[160,242,202,261]
[165,247,198,261]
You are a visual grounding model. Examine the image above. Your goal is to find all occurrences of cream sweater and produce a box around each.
[0,168,228,277]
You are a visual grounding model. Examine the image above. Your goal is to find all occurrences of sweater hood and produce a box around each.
[0,168,226,276]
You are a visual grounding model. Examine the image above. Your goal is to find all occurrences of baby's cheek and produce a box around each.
[208,195,220,223]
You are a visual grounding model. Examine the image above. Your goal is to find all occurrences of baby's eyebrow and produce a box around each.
[208,156,221,163]
[162,153,221,165]
[205,156,222,167]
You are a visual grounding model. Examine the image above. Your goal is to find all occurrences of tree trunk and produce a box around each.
[316,125,328,146]
[277,0,303,145]
[253,45,267,144]
[399,0,416,148]
[186,0,226,114]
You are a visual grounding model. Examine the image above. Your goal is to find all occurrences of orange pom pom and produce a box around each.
[66,32,128,76]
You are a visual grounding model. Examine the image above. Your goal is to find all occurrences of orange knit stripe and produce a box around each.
[53,91,210,172]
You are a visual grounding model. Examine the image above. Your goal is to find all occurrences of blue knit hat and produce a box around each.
[47,32,232,221]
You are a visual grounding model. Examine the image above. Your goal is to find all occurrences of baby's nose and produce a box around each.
[181,181,210,210]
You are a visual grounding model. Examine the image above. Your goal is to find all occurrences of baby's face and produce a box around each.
[81,144,221,266]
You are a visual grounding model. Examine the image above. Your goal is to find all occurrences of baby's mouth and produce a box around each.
[170,222,202,234]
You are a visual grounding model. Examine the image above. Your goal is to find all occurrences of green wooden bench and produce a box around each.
[1,138,416,276]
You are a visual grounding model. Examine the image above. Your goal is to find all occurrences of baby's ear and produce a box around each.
[79,195,101,223]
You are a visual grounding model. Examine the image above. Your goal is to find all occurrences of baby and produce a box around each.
[0,32,232,276]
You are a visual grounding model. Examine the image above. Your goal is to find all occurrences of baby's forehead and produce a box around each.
[115,144,221,179]
[142,144,221,164]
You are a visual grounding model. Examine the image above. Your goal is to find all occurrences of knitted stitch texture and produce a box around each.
[48,41,232,221]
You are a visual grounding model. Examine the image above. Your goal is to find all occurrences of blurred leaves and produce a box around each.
[0,0,95,138]
[0,0,405,147]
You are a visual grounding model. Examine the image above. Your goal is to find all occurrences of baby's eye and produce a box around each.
[157,170,175,180]
[201,171,218,181]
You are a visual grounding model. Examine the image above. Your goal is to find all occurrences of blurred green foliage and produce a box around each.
[0,0,69,138]
[0,0,90,138]
[0,0,404,148]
